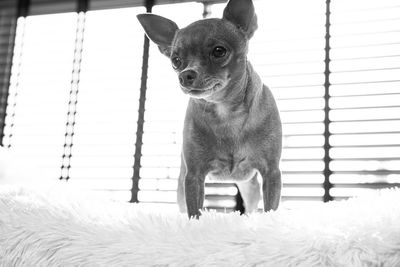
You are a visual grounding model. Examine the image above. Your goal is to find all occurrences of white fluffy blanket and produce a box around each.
[1,185,400,266]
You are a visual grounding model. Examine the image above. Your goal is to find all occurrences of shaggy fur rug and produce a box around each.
[1,185,400,267]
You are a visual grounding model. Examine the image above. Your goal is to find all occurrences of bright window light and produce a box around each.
[2,0,400,209]
[4,13,77,178]
[67,7,145,201]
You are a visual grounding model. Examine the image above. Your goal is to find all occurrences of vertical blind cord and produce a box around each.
[60,12,86,180]
[131,0,155,203]
[323,0,333,202]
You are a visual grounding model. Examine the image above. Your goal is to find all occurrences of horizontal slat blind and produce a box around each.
[66,7,145,201]
[329,0,400,199]
[212,0,327,208]
[3,13,77,179]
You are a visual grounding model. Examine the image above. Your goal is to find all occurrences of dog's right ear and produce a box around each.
[137,14,179,57]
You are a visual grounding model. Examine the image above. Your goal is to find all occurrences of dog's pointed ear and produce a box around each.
[137,13,179,57]
[222,0,258,39]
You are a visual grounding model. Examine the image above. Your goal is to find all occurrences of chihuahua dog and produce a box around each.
[137,0,282,218]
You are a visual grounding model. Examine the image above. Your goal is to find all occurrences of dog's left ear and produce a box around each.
[137,13,179,57]
[223,0,258,39]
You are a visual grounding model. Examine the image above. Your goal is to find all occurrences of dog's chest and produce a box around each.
[205,106,258,182]
[212,105,247,138]
[207,140,257,182]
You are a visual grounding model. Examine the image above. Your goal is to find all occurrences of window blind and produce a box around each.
[329,0,400,199]
[3,13,78,179]
[1,0,399,210]
[66,7,145,201]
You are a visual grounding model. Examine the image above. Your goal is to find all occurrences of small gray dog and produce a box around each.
[138,0,282,218]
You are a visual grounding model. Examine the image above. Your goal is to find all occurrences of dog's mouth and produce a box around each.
[188,88,212,96]
[182,83,221,98]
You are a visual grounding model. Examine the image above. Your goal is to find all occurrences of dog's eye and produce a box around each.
[171,57,182,69]
[212,46,227,58]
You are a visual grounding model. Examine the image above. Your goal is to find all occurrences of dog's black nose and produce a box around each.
[179,70,197,87]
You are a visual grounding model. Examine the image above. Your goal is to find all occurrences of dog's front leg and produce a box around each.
[178,152,207,218]
[259,163,282,212]
[185,173,205,219]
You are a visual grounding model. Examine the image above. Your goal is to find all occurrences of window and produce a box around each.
[1,0,399,210]
[3,13,77,178]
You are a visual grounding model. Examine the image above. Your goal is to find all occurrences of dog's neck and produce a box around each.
[194,61,262,120]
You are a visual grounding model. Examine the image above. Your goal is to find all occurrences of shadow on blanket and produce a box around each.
[1,185,400,266]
